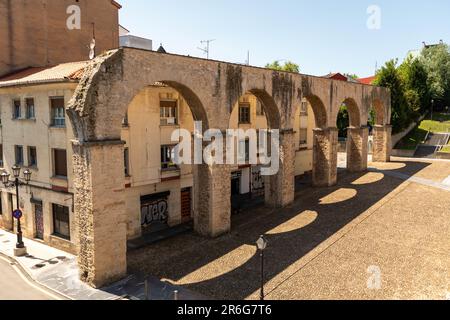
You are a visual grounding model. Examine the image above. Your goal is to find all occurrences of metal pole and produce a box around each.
[15,178,24,249]
[174,290,179,301]
[260,250,264,301]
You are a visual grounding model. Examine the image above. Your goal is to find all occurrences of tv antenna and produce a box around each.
[89,23,96,60]
[198,39,215,60]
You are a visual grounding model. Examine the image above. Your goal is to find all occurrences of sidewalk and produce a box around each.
[0,229,208,300]
[0,229,120,300]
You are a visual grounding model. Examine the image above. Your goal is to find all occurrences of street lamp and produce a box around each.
[256,235,268,301]
[2,165,32,256]
[431,99,434,121]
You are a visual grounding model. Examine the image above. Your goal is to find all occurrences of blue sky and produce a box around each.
[119,0,450,77]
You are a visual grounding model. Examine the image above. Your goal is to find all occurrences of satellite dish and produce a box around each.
[89,38,96,60]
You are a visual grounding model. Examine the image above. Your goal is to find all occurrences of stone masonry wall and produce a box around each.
[313,128,338,187]
[373,125,392,163]
[347,127,369,172]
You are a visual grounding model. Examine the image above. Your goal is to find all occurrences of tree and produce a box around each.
[337,104,349,138]
[399,56,430,116]
[345,73,359,80]
[421,43,450,107]
[374,59,409,134]
[265,61,300,73]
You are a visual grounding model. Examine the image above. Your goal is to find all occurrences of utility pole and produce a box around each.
[198,39,215,60]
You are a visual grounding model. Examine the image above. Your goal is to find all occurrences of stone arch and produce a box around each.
[247,89,281,129]
[304,95,328,129]
[340,97,361,128]
[66,50,232,288]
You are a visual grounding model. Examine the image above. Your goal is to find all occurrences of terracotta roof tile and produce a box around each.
[0,61,88,87]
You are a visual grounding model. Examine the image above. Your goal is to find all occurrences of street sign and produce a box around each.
[13,210,22,220]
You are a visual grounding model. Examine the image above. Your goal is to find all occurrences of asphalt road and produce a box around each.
[0,256,56,300]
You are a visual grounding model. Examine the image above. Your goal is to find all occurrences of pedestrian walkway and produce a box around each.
[0,228,207,300]
[0,229,120,300]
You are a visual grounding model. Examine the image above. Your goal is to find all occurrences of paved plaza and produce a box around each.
[128,158,450,300]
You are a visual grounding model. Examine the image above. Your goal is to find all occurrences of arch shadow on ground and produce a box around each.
[126,160,431,300]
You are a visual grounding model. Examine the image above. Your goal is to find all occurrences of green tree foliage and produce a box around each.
[337,104,349,138]
[399,56,431,113]
[374,59,410,134]
[265,61,300,73]
[421,43,450,106]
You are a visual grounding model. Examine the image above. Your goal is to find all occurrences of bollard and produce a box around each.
[174,290,179,301]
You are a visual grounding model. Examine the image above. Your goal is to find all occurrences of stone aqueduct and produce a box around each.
[67,48,392,287]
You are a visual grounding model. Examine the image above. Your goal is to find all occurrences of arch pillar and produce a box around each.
[313,127,338,187]
[265,129,296,208]
[193,163,232,237]
[347,126,369,172]
[72,139,127,288]
[373,125,392,162]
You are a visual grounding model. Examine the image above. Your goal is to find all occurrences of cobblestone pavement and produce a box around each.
[128,159,450,300]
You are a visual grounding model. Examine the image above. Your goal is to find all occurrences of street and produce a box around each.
[0,256,57,300]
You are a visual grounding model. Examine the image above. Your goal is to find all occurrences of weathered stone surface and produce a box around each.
[72,140,127,288]
[65,48,391,287]
[347,126,369,172]
[373,125,392,163]
[265,130,296,207]
[313,128,338,187]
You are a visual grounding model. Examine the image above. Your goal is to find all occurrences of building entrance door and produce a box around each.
[34,203,44,240]
[181,188,192,222]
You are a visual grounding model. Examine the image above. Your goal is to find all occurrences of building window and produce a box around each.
[26,98,35,119]
[160,100,177,125]
[301,101,308,116]
[124,148,130,176]
[161,145,177,170]
[53,149,67,178]
[13,99,21,119]
[256,101,265,116]
[15,145,24,165]
[28,147,37,167]
[299,128,308,146]
[239,104,251,124]
[52,204,70,240]
[50,97,65,127]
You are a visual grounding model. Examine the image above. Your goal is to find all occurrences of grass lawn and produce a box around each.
[442,145,450,153]
[395,127,428,150]
[395,113,450,150]
[419,113,450,133]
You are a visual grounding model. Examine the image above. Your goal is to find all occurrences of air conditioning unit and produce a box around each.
[167,117,176,125]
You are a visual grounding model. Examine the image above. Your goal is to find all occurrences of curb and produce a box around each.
[0,251,73,300]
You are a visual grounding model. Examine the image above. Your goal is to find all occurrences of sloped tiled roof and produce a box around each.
[358,76,376,85]
[0,61,88,88]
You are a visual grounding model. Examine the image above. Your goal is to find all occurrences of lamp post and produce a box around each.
[431,99,434,121]
[256,235,268,301]
[2,165,32,256]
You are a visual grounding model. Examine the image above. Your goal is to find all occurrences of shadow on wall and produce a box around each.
[126,161,430,300]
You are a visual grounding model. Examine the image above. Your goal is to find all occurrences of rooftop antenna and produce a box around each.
[198,39,215,60]
[89,23,96,60]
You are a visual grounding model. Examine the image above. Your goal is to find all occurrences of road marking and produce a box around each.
[0,255,64,300]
